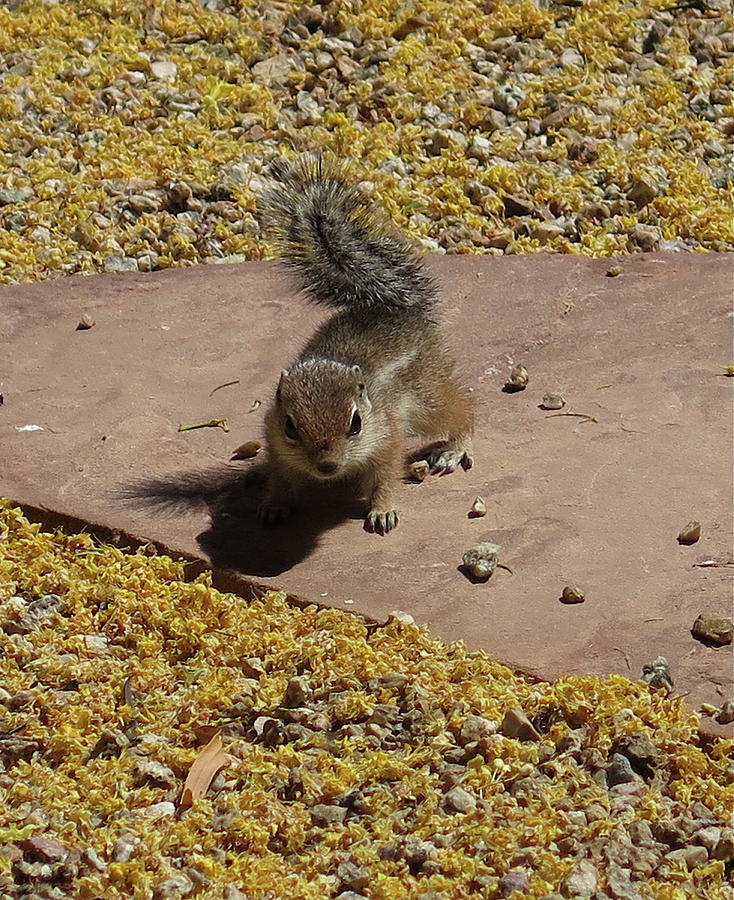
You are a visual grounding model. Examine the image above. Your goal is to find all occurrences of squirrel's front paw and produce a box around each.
[428,446,473,475]
[257,501,291,527]
[364,508,399,536]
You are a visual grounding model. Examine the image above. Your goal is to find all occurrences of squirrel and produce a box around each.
[118,156,474,535]
[258,155,473,535]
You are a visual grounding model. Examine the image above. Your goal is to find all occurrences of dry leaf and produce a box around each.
[179,731,229,809]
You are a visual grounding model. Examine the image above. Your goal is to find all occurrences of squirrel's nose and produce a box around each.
[317,461,337,475]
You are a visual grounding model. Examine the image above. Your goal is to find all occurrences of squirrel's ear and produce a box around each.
[276,369,289,399]
[352,366,366,397]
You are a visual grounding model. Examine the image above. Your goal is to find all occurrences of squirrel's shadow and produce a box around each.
[124,444,442,577]
[197,469,365,576]
[170,463,364,577]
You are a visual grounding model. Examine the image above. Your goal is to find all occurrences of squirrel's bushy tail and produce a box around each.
[115,466,258,515]
[262,154,436,314]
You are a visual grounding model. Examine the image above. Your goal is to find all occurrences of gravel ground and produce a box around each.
[0,0,733,285]
[1,505,733,900]
[2,3,733,898]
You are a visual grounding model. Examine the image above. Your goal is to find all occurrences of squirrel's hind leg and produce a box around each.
[410,373,474,475]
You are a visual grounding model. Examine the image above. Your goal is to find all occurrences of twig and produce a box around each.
[178,418,229,432]
[693,560,734,568]
[613,647,631,671]
[208,379,240,397]
[545,412,598,423]
[497,563,515,575]
[248,400,262,413]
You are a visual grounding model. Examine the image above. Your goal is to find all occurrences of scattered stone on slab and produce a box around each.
[677,520,701,544]
[540,392,566,410]
[468,496,486,518]
[112,833,141,863]
[137,801,176,821]
[76,313,96,330]
[461,542,500,580]
[691,613,733,646]
[407,460,430,482]
[230,440,261,460]
[504,363,529,392]
[560,585,585,604]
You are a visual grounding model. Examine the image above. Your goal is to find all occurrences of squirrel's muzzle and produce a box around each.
[316,461,338,476]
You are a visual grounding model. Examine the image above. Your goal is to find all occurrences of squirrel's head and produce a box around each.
[271,360,376,479]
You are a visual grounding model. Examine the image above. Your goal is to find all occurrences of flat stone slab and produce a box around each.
[2,253,733,733]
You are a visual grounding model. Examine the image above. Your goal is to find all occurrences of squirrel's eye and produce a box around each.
[284,416,299,441]
[348,411,362,436]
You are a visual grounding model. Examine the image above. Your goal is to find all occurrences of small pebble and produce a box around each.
[388,610,415,626]
[462,542,500,580]
[153,873,194,899]
[563,859,598,896]
[112,833,141,863]
[444,785,476,813]
[606,264,623,277]
[500,707,541,742]
[230,440,261,460]
[311,804,348,825]
[22,837,69,863]
[641,656,674,693]
[76,313,96,330]
[691,613,733,647]
[284,676,311,707]
[138,801,176,820]
[468,496,486,518]
[408,460,430,482]
[677,521,701,544]
[458,714,498,744]
[504,363,529,392]
[606,752,639,787]
[540,392,565,410]
[715,701,734,725]
[499,870,530,896]
[560,585,585,604]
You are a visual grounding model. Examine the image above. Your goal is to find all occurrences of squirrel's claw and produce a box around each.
[364,509,399,536]
[257,501,291,527]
